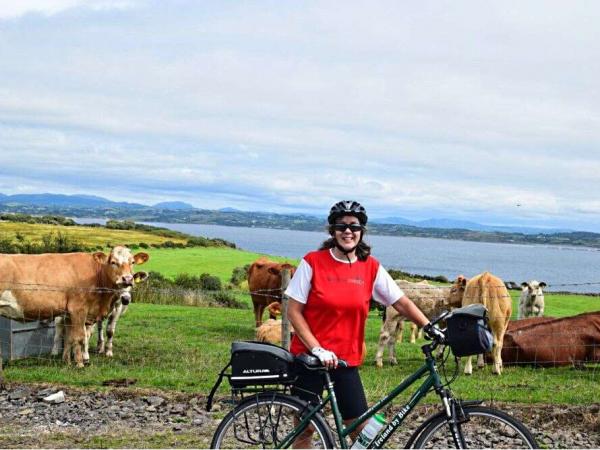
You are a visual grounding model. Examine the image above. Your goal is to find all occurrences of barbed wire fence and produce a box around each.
[0,279,599,402]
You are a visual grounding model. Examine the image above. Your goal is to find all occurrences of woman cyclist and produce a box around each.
[285,200,443,447]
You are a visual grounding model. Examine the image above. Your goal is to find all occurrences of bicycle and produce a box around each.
[208,306,538,448]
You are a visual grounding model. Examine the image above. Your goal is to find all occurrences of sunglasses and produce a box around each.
[332,223,364,233]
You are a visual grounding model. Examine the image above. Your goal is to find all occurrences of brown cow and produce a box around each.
[0,246,149,368]
[248,258,296,327]
[461,272,512,375]
[507,316,556,332]
[501,312,600,367]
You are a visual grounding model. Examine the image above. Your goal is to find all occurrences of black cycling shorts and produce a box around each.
[291,365,368,420]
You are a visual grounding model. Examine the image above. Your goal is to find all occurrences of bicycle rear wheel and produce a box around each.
[210,392,335,449]
[412,405,538,449]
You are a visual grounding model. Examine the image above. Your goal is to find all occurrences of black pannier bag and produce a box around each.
[230,341,297,388]
[206,341,297,411]
[445,304,494,357]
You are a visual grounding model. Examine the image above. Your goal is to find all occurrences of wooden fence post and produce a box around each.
[0,336,4,390]
[280,268,292,350]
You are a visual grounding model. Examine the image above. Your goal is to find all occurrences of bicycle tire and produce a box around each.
[210,392,336,449]
[411,405,538,449]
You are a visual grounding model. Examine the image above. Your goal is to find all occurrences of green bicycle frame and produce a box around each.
[279,351,445,449]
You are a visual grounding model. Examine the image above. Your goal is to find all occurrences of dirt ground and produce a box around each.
[0,382,598,448]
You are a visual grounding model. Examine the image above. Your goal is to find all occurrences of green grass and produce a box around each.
[141,247,298,283]
[1,226,599,407]
[4,302,599,405]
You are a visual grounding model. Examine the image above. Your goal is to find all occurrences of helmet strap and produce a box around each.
[332,231,363,266]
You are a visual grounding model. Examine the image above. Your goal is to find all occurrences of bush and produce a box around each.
[207,290,248,309]
[139,242,149,249]
[200,273,221,291]
[172,273,201,290]
[0,232,89,254]
[230,264,251,286]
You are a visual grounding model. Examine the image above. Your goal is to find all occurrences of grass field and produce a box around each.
[4,303,598,405]
[141,247,298,283]
[0,221,188,247]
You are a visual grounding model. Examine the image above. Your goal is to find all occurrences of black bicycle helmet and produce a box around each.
[327,200,368,225]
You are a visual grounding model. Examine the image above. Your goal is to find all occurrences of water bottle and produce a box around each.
[350,414,385,449]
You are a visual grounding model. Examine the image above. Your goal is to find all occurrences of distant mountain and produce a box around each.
[371,216,417,226]
[0,193,146,209]
[372,216,571,235]
[153,201,194,210]
[219,207,242,212]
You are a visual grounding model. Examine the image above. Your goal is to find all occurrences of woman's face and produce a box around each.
[333,215,363,252]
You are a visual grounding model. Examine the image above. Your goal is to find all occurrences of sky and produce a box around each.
[1,1,599,231]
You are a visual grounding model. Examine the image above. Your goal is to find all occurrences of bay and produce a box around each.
[76,219,600,293]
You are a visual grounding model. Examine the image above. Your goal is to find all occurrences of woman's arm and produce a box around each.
[287,298,338,368]
[287,299,320,350]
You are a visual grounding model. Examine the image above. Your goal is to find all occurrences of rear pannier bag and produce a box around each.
[445,304,494,357]
[230,341,296,388]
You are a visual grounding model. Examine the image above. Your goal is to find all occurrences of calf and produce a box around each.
[248,258,296,327]
[375,276,467,368]
[0,246,149,368]
[518,280,546,319]
[461,272,512,375]
[255,319,295,345]
[501,312,600,367]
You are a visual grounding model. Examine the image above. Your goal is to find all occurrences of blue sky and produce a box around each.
[1,1,599,231]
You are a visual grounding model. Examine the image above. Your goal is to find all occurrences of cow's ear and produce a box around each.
[134,271,149,283]
[93,252,108,264]
[133,252,150,264]
[456,275,467,287]
[268,267,281,275]
[539,281,547,288]
[520,282,529,289]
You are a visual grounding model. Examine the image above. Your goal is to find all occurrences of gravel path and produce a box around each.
[0,383,598,448]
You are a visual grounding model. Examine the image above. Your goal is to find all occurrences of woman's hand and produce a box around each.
[311,346,339,369]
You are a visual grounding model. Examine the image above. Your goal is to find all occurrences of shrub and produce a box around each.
[230,264,251,286]
[173,273,203,290]
[200,273,221,291]
[139,242,149,249]
[207,291,248,309]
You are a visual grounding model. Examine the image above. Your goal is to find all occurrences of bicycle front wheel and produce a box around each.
[210,392,335,449]
[412,405,538,449]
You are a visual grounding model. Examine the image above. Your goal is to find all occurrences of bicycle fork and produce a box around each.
[440,390,467,449]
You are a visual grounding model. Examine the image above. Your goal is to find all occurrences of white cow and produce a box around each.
[518,280,546,319]
[52,272,147,361]
[375,276,467,368]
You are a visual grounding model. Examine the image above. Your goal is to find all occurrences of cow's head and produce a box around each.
[448,274,468,307]
[93,246,150,288]
[521,280,546,300]
[267,263,296,277]
[116,271,149,306]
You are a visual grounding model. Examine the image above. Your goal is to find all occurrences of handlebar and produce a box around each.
[429,310,451,326]
[295,353,348,370]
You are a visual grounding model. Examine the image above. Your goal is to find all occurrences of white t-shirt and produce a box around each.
[285,249,404,306]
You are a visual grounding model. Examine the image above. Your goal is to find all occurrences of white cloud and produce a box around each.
[0,0,138,20]
[0,1,599,230]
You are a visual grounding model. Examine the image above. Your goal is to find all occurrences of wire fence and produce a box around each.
[0,280,599,401]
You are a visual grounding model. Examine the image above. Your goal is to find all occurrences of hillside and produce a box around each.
[0,215,234,252]
[2,193,600,248]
